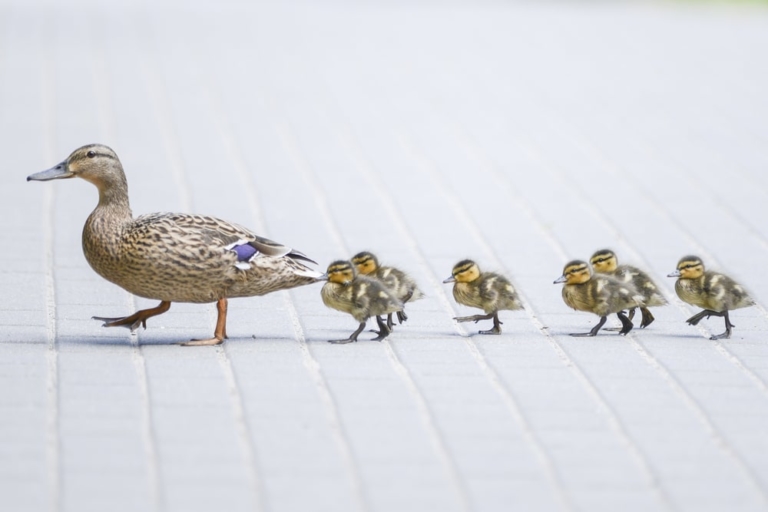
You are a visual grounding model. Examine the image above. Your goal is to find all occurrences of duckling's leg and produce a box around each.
[627,307,636,323]
[479,312,502,335]
[396,292,413,325]
[371,316,392,341]
[616,311,634,336]
[329,322,367,344]
[93,301,172,332]
[710,310,734,340]
[180,298,228,346]
[571,316,607,337]
[639,307,655,328]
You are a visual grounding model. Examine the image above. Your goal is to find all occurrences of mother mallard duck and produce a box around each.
[28,144,323,346]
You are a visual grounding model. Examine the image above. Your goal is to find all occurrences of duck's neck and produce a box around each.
[90,168,133,221]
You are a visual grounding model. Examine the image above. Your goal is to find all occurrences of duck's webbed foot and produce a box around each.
[710,310,734,340]
[639,307,655,329]
[571,316,607,337]
[479,313,503,335]
[180,298,228,346]
[396,310,408,325]
[617,311,634,336]
[93,301,171,333]
[329,322,366,344]
[371,316,392,341]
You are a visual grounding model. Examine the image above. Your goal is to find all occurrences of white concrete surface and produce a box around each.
[2,1,768,511]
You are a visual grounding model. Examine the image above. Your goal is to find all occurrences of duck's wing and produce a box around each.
[136,213,317,264]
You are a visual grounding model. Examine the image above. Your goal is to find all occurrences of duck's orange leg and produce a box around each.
[93,301,171,332]
[180,298,229,347]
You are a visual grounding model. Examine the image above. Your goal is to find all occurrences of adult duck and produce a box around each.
[28,144,322,345]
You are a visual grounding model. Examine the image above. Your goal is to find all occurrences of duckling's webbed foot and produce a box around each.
[329,322,367,344]
[571,316,607,337]
[710,310,734,340]
[454,313,494,324]
[639,307,655,328]
[371,316,392,341]
[686,309,718,326]
[617,311,634,336]
[396,310,408,325]
[93,300,171,333]
[479,313,503,335]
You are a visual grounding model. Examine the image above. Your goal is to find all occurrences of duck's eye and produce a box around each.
[86,151,96,158]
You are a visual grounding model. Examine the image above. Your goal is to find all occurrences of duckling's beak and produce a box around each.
[442,276,456,283]
[553,275,567,284]
[27,161,74,181]
[318,273,329,281]
[667,270,681,278]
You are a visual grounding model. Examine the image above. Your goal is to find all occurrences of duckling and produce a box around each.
[320,260,404,344]
[555,260,645,336]
[590,249,667,328]
[442,260,523,335]
[351,251,424,329]
[27,144,323,346]
[667,255,754,340]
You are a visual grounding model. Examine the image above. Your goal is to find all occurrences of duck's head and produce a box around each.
[668,255,704,279]
[27,144,125,190]
[322,260,357,285]
[590,249,618,273]
[554,260,592,285]
[351,251,379,275]
[443,260,480,284]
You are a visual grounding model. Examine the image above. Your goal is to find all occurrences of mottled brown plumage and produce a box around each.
[28,144,322,345]
[590,249,667,328]
[320,260,403,343]
[351,251,423,328]
[668,255,753,340]
[555,260,644,337]
[443,260,523,335]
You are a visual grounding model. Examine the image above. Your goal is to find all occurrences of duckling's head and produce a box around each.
[554,260,592,285]
[443,260,480,284]
[351,251,379,275]
[590,249,618,273]
[27,144,126,191]
[324,260,357,285]
[668,255,704,279]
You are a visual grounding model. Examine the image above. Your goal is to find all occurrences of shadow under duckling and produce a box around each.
[320,260,404,344]
[555,260,645,336]
[667,255,754,340]
[351,251,424,329]
[590,249,667,328]
[443,260,523,335]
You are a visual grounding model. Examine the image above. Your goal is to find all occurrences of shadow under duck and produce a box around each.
[668,255,753,340]
[320,260,403,344]
[590,249,667,328]
[443,259,523,335]
[351,251,424,329]
[555,260,644,337]
[27,144,322,345]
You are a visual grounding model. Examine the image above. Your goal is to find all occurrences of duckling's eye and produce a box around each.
[86,151,96,158]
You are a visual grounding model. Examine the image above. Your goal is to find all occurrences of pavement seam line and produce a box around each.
[283,291,370,512]
[42,19,60,512]
[90,15,164,510]
[277,115,471,511]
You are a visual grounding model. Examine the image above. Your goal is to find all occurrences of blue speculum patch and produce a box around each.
[231,243,258,262]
